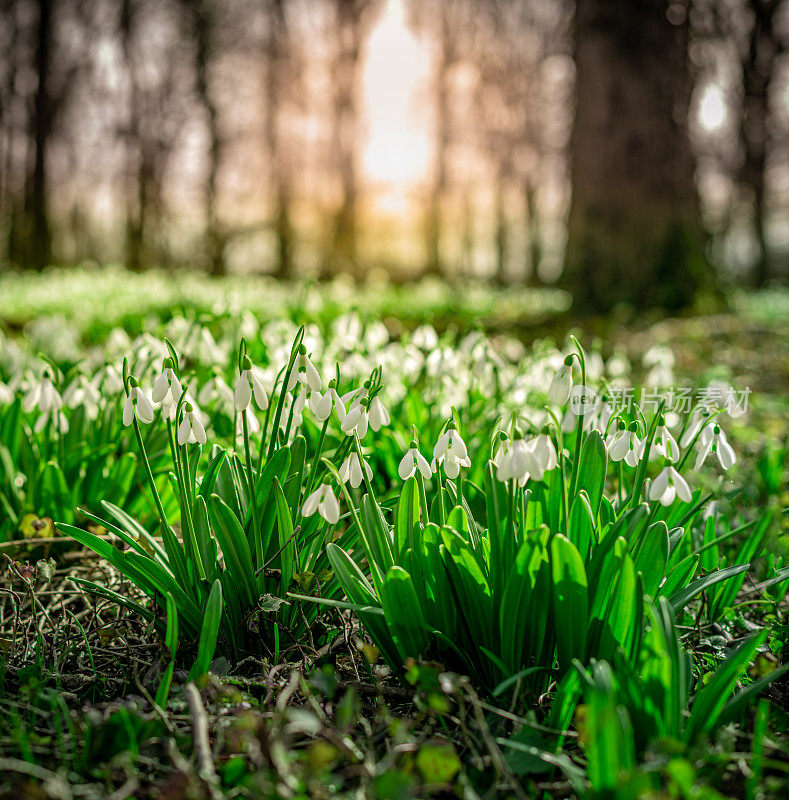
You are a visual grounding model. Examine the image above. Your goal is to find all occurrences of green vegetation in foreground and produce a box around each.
[0,297,786,799]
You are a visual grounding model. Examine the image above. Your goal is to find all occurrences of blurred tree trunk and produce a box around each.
[328,0,372,278]
[190,0,225,276]
[740,0,781,287]
[425,6,451,278]
[565,0,710,312]
[266,0,293,280]
[121,0,143,272]
[524,180,541,285]
[29,0,54,272]
[494,166,508,284]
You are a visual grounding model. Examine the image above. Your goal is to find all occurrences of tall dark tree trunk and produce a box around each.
[565,0,709,312]
[740,0,780,287]
[121,0,143,272]
[425,6,451,278]
[494,167,508,284]
[191,0,225,275]
[266,0,293,280]
[524,180,541,285]
[30,0,54,271]
[329,0,369,278]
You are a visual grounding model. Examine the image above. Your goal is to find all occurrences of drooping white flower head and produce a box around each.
[151,358,183,406]
[548,356,574,406]
[341,401,369,439]
[496,433,539,486]
[302,484,340,524]
[307,386,334,424]
[695,424,736,471]
[680,406,713,448]
[412,324,439,351]
[234,357,269,412]
[23,369,63,416]
[24,369,68,433]
[339,452,373,489]
[653,418,680,463]
[177,403,207,446]
[526,432,558,480]
[63,374,101,421]
[368,395,390,431]
[198,371,234,410]
[398,443,433,481]
[122,380,155,426]
[432,424,471,479]
[609,424,644,467]
[287,347,322,393]
[649,466,692,506]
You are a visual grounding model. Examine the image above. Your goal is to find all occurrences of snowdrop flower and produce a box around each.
[432,424,471,479]
[63,374,101,420]
[198,371,234,410]
[341,402,369,438]
[609,423,644,467]
[339,452,373,488]
[653,418,680,463]
[368,395,390,431]
[23,370,62,416]
[399,442,433,481]
[97,364,124,395]
[526,432,558,480]
[122,380,155,426]
[151,359,183,406]
[680,407,713,448]
[287,347,322,393]
[177,403,207,446]
[549,356,574,406]
[412,325,438,351]
[308,387,335,423]
[302,484,340,524]
[496,432,539,486]
[649,466,692,506]
[332,313,363,350]
[234,358,269,412]
[695,424,736,471]
[24,370,68,433]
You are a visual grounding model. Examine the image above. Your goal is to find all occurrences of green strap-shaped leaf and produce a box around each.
[209,493,257,610]
[669,563,750,614]
[188,579,224,683]
[551,534,588,672]
[575,430,607,518]
[380,566,431,663]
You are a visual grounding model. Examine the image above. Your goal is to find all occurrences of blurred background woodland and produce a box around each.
[0,0,787,312]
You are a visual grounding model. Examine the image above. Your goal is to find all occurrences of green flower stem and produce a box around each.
[415,467,430,526]
[266,328,304,460]
[302,418,330,504]
[132,417,169,538]
[569,337,586,498]
[242,409,263,566]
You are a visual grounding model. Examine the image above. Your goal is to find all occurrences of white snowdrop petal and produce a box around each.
[398,452,415,481]
[152,372,169,403]
[177,418,190,445]
[321,490,340,525]
[234,377,251,412]
[122,396,134,427]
